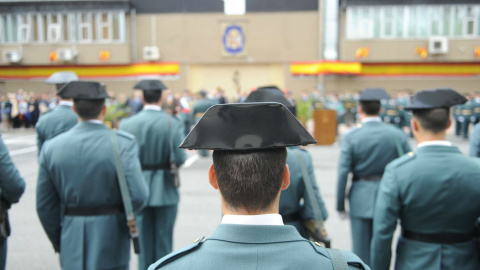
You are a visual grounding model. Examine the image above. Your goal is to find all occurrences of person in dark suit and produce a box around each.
[35,71,79,154]
[337,88,411,265]
[0,136,25,270]
[371,88,480,270]
[36,81,148,270]
[148,102,369,270]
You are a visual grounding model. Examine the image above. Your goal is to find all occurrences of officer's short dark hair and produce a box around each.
[212,148,287,212]
[413,108,450,133]
[143,90,162,103]
[74,99,105,120]
[360,101,381,115]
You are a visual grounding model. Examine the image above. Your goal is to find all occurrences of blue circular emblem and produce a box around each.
[223,25,245,55]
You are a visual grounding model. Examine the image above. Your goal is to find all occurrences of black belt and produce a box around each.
[402,229,475,244]
[64,205,124,216]
[141,163,170,171]
[282,212,301,223]
[353,174,382,181]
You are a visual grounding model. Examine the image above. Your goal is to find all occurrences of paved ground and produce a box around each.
[0,124,472,269]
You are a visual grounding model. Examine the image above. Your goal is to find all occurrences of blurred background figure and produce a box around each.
[191,90,217,157]
[127,90,144,115]
[179,89,193,137]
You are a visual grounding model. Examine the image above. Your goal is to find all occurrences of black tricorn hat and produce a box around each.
[133,79,167,91]
[405,88,467,110]
[179,103,317,150]
[359,88,390,101]
[58,81,109,100]
[244,88,291,108]
[256,85,283,93]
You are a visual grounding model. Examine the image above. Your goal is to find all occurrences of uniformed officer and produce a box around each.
[460,96,475,139]
[191,90,217,157]
[469,123,480,157]
[0,136,25,270]
[337,88,411,266]
[244,87,328,237]
[35,71,79,154]
[148,102,369,270]
[120,79,186,270]
[36,81,149,270]
[371,88,480,270]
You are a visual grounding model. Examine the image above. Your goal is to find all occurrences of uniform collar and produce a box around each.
[361,116,382,124]
[143,105,162,111]
[59,100,73,107]
[209,224,309,245]
[85,120,104,125]
[417,140,452,148]
[221,214,284,226]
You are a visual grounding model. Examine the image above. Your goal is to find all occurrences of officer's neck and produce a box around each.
[221,197,280,216]
[414,130,447,144]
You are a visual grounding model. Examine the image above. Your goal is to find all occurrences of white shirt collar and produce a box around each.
[143,105,162,111]
[361,116,382,124]
[417,140,452,148]
[221,214,284,226]
[59,101,73,107]
[85,120,104,125]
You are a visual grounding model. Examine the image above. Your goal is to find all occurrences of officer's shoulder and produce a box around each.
[116,130,136,140]
[346,123,364,134]
[388,151,416,168]
[307,242,368,269]
[148,237,204,269]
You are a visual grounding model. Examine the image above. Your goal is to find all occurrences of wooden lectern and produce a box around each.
[313,109,337,145]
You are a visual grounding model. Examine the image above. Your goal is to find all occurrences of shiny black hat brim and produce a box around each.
[359,88,390,101]
[179,102,317,150]
[244,90,291,108]
[405,88,467,110]
[58,81,109,100]
[133,80,167,91]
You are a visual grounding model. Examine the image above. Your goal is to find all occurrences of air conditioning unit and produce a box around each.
[143,46,160,61]
[57,48,78,62]
[428,37,448,54]
[2,50,22,63]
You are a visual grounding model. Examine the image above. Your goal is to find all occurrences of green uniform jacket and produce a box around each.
[191,99,216,123]
[0,135,25,204]
[36,122,149,270]
[337,120,411,218]
[371,145,480,270]
[35,104,78,154]
[148,224,370,270]
[120,109,186,206]
[281,147,328,235]
[470,123,480,157]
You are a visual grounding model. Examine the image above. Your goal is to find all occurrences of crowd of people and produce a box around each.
[0,71,478,270]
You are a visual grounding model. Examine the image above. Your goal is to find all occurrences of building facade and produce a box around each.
[0,0,479,97]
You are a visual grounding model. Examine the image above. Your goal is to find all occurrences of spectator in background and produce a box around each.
[128,90,144,115]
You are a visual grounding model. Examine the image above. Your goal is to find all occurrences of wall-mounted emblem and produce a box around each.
[222,23,246,57]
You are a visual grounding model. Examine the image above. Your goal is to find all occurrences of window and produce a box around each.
[17,14,31,42]
[465,6,476,37]
[47,13,62,42]
[0,11,125,44]
[78,13,92,42]
[346,4,480,39]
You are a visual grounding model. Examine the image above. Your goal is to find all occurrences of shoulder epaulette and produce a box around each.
[150,237,205,269]
[306,241,369,269]
[116,130,135,140]
[389,151,415,168]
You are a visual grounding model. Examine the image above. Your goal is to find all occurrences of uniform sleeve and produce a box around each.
[469,124,480,157]
[0,137,25,203]
[400,131,412,154]
[121,139,149,212]
[173,120,187,166]
[36,149,61,252]
[301,151,328,221]
[35,126,44,156]
[336,135,352,212]
[370,166,401,270]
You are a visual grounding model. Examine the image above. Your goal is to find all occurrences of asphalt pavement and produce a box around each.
[0,124,472,269]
